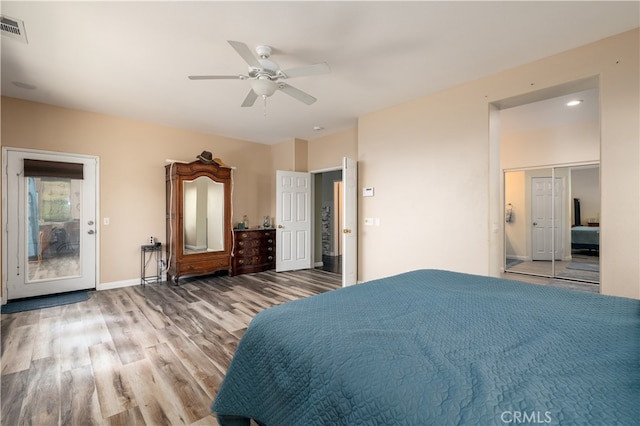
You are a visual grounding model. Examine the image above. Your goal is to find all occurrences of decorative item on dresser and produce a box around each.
[165,152,232,283]
[232,229,276,276]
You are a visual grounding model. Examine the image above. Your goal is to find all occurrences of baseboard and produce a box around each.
[506,255,529,262]
[97,278,140,291]
[314,261,324,267]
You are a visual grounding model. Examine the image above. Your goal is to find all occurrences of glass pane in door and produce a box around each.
[26,177,82,282]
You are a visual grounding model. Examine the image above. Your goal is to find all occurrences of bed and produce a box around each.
[212,269,640,425]
[571,225,600,251]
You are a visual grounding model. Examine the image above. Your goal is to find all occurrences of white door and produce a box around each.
[531,176,564,261]
[4,149,98,299]
[342,157,358,286]
[275,171,311,272]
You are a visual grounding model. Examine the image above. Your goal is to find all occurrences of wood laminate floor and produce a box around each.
[1,269,341,426]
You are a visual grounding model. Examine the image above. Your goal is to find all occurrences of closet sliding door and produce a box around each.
[504,164,599,283]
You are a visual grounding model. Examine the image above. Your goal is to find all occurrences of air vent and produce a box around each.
[1,15,28,43]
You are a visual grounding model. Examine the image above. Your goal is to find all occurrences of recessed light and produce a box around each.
[312,126,324,131]
[566,100,583,107]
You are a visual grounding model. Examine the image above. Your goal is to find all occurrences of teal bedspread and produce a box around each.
[212,269,640,425]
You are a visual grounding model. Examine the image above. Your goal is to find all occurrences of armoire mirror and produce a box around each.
[183,176,225,254]
[504,164,600,283]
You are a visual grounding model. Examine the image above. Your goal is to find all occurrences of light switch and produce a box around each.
[363,187,374,197]
[103,217,110,225]
[364,217,374,226]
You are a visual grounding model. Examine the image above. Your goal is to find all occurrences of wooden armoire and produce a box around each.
[165,158,232,283]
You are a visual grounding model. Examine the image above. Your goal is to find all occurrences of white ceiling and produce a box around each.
[500,88,600,134]
[1,1,638,144]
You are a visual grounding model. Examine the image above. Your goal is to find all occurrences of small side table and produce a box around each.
[141,244,162,286]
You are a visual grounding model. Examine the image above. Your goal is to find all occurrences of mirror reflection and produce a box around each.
[183,176,225,254]
[505,165,599,283]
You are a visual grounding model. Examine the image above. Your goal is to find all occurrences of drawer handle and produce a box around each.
[238,250,244,255]
[268,239,273,243]
[238,241,244,247]
[242,233,248,238]
[268,256,273,261]
[267,247,273,251]
[238,259,244,264]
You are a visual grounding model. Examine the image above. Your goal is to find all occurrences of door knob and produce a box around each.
[88,220,94,225]
[88,229,95,235]
[532,222,538,226]
[278,225,284,229]
[343,229,352,234]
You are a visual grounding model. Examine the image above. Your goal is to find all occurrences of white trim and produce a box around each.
[503,161,600,173]
[309,165,341,174]
[97,278,140,291]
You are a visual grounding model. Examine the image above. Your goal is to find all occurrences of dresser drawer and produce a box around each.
[235,254,274,267]
[236,230,275,240]
[232,229,276,276]
[236,245,274,257]
[236,238,274,249]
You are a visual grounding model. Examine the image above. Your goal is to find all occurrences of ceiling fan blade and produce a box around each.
[241,90,258,107]
[278,83,317,105]
[188,75,242,80]
[280,62,331,79]
[228,40,261,69]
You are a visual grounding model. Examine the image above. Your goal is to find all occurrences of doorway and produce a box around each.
[495,79,601,288]
[275,157,357,286]
[3,148,98,300]
[314,170,343,274]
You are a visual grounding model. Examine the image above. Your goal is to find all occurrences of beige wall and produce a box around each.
[308,127,358,171]
[2,30,638,299]
[358,29,639,299]
[1,97,272,286]
[501,120,600,170]
[0,100,356,292]
[504,171,526,260]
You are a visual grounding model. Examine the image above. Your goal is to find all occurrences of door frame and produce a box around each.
[309,157,358,287]
[2,147,100,304]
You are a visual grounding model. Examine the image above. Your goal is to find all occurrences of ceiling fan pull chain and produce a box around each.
[263,95,267,117]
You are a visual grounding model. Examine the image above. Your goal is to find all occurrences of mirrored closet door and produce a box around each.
[504,164,600,283]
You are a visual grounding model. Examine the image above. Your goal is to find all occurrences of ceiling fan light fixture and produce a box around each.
[251,78,278,97]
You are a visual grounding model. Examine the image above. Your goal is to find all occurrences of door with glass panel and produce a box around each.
[4,149,97,299]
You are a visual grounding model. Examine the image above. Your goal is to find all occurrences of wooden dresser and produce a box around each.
[232,229,276,276]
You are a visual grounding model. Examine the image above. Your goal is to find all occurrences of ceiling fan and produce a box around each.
[188,40,330,107]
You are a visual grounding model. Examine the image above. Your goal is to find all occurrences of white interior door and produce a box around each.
[4,149,98,300]
[276,170,311,272]
[531,176,564,261]
[342,157,357,286]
